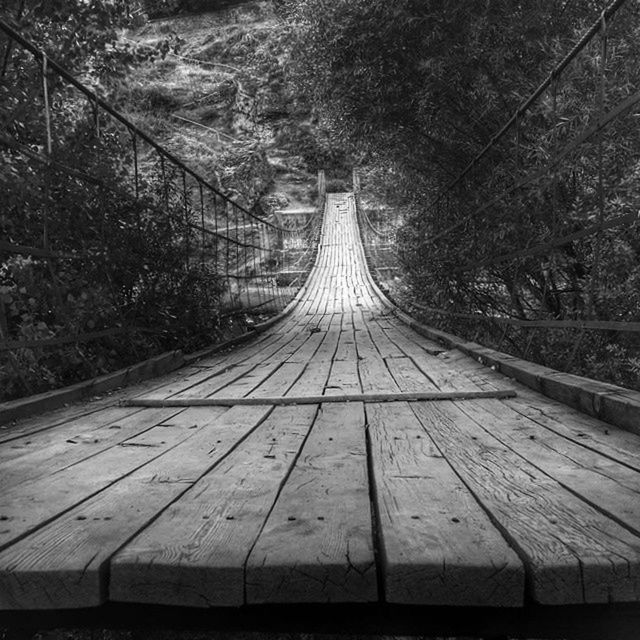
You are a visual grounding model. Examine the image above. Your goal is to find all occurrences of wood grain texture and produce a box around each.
[367,401,523,606]
[0,406,253,609]
[0,401,138,444]
[247,402,377,604]
[2,192,640,614]
[0,405,139,464]
[127,390,517,407]
[109,405,317,607]
[506,390,640,473]
[0,406,182,491]
[455,398,640,535]
[0,408,183,553]
[411,401,640,605]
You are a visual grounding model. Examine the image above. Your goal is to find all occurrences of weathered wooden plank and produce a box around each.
[170,362,260,400]
[380,316,447,354]
[0,408,193,553]
[200,317,325,400]
[324,359,361,396]
[309,314,342,363]
[127,390,517,407]
[456,399,640,534]
[367,401,524,606]
[139,309,314,401]
[283,315,333,364]
[413,355,640,473]
[0,398,135,444]
[385,356,440,393]
[202,360,284,399]
[285,321,340,396]
[358,351,400,395]
[0,405,139,465]
[365,320,405,359]
[411,401,640,604]
[0,406,184,491]
[284,360,332,397]
[0,405,267,609]
[381,325,493,392]
[247,402,377,604]
[249,362,308,398]
[333,315,358,362]
[505,390,640,473]
[109,405,317,608]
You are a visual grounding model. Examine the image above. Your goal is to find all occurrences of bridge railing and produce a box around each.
[0,19,321,401]
[353,169,403,298]
[403,0,640,385]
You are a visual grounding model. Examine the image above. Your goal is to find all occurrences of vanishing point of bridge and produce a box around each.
[1,193,640,620]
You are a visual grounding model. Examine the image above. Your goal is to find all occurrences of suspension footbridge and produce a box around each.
[3,4,640,638]
[1,193,640,639]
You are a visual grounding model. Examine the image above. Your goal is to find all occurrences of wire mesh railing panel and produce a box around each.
[401,0,640,389]
[0,19,321,401]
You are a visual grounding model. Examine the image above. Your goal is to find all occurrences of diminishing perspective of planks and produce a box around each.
[2,193,640,611]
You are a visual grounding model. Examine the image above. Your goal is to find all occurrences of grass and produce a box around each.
[118,0,319,212]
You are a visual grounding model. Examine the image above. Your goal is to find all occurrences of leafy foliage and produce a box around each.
[140,0,265,19]
[286,0,640,388]
[0,2,225,401]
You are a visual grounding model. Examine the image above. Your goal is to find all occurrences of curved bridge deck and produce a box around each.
[1,194,640,632]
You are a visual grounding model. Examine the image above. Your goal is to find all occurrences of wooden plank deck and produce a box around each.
[1,193,640,631]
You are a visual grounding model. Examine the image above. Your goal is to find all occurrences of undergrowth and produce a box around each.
[1,0,339,401]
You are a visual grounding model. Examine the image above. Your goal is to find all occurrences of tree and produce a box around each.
[287,1,607,179]
[285,0,640,387]
[0,1,222,400]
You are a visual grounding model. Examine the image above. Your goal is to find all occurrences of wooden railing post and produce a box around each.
[317,169,326,199]
[352,167,361,194]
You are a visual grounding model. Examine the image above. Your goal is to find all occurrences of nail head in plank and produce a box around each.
[456,398,640,535]
[110,405,317,608]
[411,401,640,605]
[0,407,185,492]
[0,406,267,610]
[0,408,184,553]
[247,402,377,604]
[367,401,524,606]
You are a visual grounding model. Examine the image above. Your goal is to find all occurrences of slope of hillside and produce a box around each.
[118,0,322,215]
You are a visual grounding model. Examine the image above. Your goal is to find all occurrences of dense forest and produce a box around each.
[1,0,328,400]
[283,0,640,389]
[2,0,639,400]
